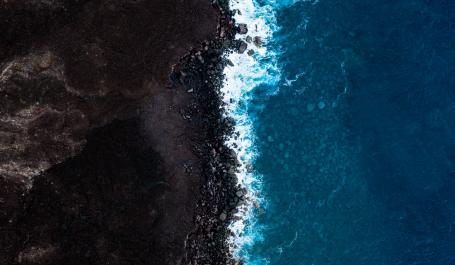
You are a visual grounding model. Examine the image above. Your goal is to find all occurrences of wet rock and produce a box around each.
[247,49,254,56]
[238,41,248,54]
[253,36,263,47]
[246,36,252,43]
[238,23,248,34]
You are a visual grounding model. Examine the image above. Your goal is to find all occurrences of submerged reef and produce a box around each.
[0,0,241,264]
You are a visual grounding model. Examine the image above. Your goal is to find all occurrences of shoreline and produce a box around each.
[177,2,243,264]
[0,0,241,264]
[215,0,281,263]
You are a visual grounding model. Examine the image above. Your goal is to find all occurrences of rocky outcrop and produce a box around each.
[0,50,88,186]
[0,0,219,187]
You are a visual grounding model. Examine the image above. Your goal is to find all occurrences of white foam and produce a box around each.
[222,0,280,262]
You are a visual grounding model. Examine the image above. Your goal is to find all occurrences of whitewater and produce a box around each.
[221,0,283,263]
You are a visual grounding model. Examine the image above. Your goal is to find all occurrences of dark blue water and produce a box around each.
[249,1,455,264]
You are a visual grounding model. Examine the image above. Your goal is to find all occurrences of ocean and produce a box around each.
[223,0,455,265]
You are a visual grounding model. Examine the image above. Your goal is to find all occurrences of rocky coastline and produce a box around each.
[0,0,244,264]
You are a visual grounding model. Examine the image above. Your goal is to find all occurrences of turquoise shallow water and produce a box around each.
[239,0,455,264]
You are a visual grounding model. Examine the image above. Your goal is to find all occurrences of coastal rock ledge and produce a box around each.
[0,0,234,264]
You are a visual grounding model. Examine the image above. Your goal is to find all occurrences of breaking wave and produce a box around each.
[221,0,282,263]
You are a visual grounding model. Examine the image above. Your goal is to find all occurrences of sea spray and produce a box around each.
[221,0,280,263]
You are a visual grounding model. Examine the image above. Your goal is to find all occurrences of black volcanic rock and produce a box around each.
[1,118,169,265]
[0,1,238,264]
[0,0,219,186]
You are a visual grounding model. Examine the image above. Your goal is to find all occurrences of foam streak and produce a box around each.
[222,0,280,263]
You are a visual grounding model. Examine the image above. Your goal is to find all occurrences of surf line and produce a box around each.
[221,0,280,263]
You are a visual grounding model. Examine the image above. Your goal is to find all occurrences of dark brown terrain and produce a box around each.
[0,0,218,185]
[0,0,238,264]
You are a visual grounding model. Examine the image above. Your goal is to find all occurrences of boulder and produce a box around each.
[238,41,248,54]
[238,23,248,34]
